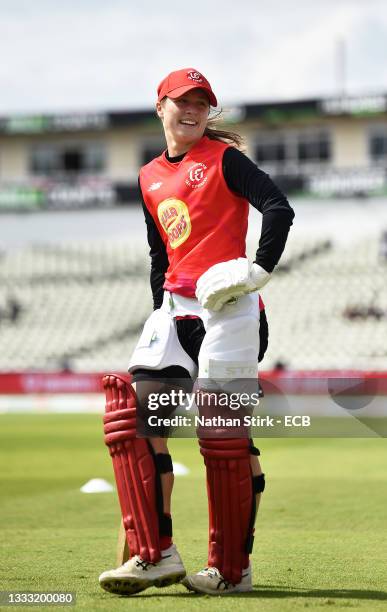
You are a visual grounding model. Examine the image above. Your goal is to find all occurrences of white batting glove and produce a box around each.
[196,258,271,311]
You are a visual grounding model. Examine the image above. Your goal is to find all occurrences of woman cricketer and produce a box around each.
[99,68,294,596]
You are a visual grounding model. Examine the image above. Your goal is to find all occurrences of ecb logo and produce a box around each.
[185,162,208,189]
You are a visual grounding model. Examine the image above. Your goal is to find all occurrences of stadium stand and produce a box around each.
[0,235,386,372]
[257,233,387,370]
[0,241,151,372]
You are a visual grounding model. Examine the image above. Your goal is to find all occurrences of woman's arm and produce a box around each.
[138,178,169,310]
[222,147,295,273]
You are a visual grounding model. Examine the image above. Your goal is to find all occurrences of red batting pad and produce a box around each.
[103,375,161,563]
[199,438,253,585]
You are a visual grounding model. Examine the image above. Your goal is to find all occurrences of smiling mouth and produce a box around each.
[179,120,197,126]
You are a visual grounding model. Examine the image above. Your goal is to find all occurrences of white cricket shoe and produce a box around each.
[182,564,252,595]
[99,544,186,596]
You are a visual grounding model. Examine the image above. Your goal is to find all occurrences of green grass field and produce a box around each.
[0,414,386,611]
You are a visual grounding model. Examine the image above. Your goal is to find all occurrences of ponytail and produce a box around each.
[204,110,245,150]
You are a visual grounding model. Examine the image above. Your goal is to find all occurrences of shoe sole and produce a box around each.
[100,570,186,596]
[182,576,252,596]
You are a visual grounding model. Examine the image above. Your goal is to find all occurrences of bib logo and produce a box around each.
[157,198,191,249]
[185,162,208,189]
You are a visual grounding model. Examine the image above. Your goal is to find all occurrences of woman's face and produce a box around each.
[157,89,210,153]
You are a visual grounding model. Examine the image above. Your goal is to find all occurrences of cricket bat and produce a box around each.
[116,519,130,566]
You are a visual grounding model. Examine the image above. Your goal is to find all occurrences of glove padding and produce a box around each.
[196,258,271,311]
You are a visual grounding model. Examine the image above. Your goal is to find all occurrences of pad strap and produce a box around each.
[245,473,266,555]
[253,473,265,493]
[151,450,173,540]
[249,440,261,456]
[103,375,171,562]
[154,453,174,474]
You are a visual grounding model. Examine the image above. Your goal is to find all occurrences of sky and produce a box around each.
[0,0,386,114]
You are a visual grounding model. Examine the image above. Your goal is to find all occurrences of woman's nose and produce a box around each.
[185,102,197,114]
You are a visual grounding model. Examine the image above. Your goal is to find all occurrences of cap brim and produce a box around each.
[164,85,217,107]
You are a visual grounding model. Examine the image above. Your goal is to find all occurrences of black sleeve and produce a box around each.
[258,308,269,363]
[222,147,295,273]
[138,177,169,310]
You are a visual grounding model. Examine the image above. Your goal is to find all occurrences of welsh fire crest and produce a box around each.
[185,162,208,189]
[187,71,203,83]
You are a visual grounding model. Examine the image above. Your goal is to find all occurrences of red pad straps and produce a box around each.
[199,438,253,585]
[103,375,161,563]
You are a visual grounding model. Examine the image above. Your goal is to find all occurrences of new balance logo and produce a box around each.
[148,182,162,191]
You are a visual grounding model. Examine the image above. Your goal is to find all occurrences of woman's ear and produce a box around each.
[156,101,164,120]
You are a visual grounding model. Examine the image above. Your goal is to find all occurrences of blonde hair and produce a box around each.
[204,110,244,150]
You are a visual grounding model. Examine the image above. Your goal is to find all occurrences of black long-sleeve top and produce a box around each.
[140,145,295,309]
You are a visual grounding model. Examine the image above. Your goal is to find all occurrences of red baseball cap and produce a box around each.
[157,68,217,107]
